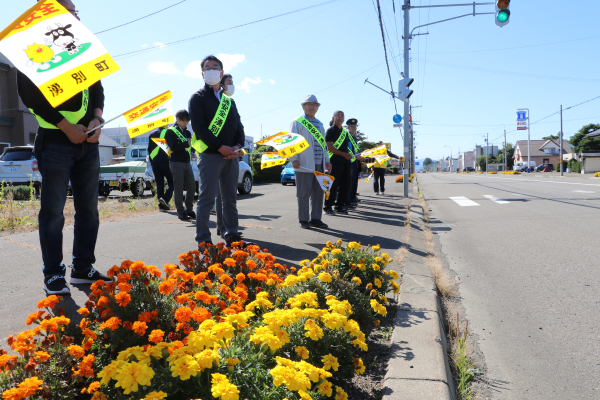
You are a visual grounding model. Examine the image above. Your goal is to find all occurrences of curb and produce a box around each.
[382,184,456,400]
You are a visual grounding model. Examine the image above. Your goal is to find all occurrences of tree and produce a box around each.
[569,123,600,153]
[542,134,559,140]
[359,141,378,152]
[423,158,433,170]
[476,155,493,172]
[494,143,515,169]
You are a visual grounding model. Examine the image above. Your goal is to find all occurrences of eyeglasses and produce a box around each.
[67,9,79,16]
[202,66,222,71]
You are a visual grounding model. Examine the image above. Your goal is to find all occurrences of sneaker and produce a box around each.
[187,210,196,219]
[70,267,112,285]
[178,212,191,220]
[375,191,380,195]
[44,274,70,295]
[334,207,348,215]
[309,220,328,229]
[299,221,311,229]
[226,234,254,247]
[324,207,336,216]
[158,198,170,211]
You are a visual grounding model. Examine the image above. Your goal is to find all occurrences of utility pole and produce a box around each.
[402,0,410,197]
[560,105,564,176]
[517,108,531,172]
[485,133,489,172]
[504,129,507,170]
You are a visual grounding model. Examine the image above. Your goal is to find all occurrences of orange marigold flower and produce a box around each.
[17,376,44,397]
[82,338,94,351]
[175,294,190,305]
[235,273,245,283]
[115,292,131,307]
[34,351,50,362]
[193,272,208,285]
[132,321,147,336]
[86,382,101,394]
[77,308,90,317]
[208,264,224,275]
[117,282,132,293]
[107,265,121,278]
[90,281,106,291]
[82,329,97,340]
[37,295,60,310]
[148,329,165,344]
[97,296,109,307]
[122,321,133,330]
[138,312,154,323]
[164,263,178,276]
[130,261,146,277]
[26,311,45,325]
[174,306,192,323]
[80,318,89,330]
[99,317,121,331]
[191,307,212,323]
[158,279,176,295]
[223,258,237,268]
[146,265,162,277]
[116,273,131,283]
[246,260,256,269]
[68,345,85,359]
[195,291,217,304]
[219,274,234,285]
[73,354,95,378]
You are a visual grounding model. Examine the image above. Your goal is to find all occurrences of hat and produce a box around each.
[301,94,320,106]
[346,118,358,125]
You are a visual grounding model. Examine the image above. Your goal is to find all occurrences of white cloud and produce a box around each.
[154,42,167,48]
[184,61,203,78]
[239,77,263,92]
[141,44,148,48]
[216,53,245,72]
[269,79,276,85]
[148,61,179,75]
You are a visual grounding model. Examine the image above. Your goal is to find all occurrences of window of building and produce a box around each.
[132,137,149,144]
[29,133,36,145]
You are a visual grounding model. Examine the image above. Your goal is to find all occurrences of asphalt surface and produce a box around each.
[0,177,409,349]
[418,172,600,400]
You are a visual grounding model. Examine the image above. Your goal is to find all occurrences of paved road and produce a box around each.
[418,173,600,399]
[0,178,408,348]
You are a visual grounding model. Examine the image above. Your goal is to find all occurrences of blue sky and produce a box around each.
[3,0,600,161]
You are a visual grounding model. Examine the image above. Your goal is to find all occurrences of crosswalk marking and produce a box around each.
[573,190,595,193]
[450,197,480,207]
[483,195,510,204]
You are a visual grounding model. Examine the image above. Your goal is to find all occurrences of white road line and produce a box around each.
[462,175,600,187]
[450,196,480,207]
[573,190,595,193]
[483,195,510,204]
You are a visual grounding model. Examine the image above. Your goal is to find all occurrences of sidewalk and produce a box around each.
[0,178,410,346]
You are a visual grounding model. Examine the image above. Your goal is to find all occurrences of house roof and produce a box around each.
[98,133,122,148]
[586,129,600,138]
[515,140,572,157]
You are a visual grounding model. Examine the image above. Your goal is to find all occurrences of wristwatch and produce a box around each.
[91,116,105,125]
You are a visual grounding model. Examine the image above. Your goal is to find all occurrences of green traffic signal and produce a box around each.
[496,10,510,23]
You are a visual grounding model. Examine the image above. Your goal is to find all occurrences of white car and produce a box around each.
[513,161,536,172]
[145,156,253,195]
[0,146,42,195]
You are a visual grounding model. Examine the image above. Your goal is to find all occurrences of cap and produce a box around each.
[346,118,358,125]
[301,94,320,106]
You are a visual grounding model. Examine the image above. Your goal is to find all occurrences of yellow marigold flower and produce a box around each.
[372,264,381,271]
[98,360,126,385]
[211,322,235,341]
[142,391,167,400]
[326,241,333,248]
[170,354,201,380]
[115,362,155,394]
[335,385,349,400]
[372,245,381,251]
[353,358,366,375]
[288,292,319,308]
[321,312,346,330]
[380,295,388,304]
[351,276,361,285]
[358,264,366,271]
[250,326,283,351]
[300,259,309,267]
[298,390,312,400]
[347,241,360,250]
[270,365,311,392]
[336,239,343,246]
[366,283,373,290]
[321,354,340,371]
[352,339,369,352]
[374,320,381,326]
[318,272,332,283]
[391,280,400,294]
[382,252,390,259]
[211,373,240,400]
[374,278,382,288]
[332,259,340,266]
[225,357,240,366]
[295,346,310,359]
[389,270,399,280]
[304,319,324,341]
[331,249,342,255]
[318,380,333,397]
[194,349,221,370]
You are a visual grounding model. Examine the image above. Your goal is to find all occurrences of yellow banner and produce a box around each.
[0,1,69,41]
[124,91,172,124]
[278,140,309,158]
[261,152,286,170]
[362,145,388,157]
[128,115,174,138]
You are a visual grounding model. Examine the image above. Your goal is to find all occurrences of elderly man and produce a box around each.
[289,95,332,229]
[17,0,111,294]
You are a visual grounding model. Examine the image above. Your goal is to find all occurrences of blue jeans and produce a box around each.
[36,142,100,276]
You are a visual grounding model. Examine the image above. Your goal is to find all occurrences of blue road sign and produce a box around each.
[393,114,402,123]
[416,162,420,166]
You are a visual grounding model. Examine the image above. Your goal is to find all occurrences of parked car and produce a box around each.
[513,161,536,172]
[0,146,41,195]
[535,163,554,172]
[281,162,296,185]
[463,167,475,172]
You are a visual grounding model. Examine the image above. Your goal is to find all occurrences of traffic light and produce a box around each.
[397,77,414,102]
[495,0,510,27]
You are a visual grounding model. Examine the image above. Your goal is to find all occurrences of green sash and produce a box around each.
[150,129,168,160]
[192,94,232,153]
[296,116,327,153]
[30,88,89,129]
[172,126,191,155]
[348,133,358,163]
[328,128,349,159]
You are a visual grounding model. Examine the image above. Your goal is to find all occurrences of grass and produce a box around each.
[375,327,394,340]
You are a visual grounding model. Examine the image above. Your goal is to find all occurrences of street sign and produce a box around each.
[517,110,528,130]
[393,114,402,123]
[415,162,420,166]
[393,123,403,128]
[383,143,392,151]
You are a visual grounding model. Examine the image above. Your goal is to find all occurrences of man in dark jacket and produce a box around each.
[165,110,195,220]
[148,126,173,211]
[16,1,111,294]
[189,55,247,246]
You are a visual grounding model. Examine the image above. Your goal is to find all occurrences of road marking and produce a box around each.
[573,190,595,193]
[483,195,510,204]
[450,197,480,207]
[462,175,600,187]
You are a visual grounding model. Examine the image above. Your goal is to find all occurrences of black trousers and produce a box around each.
[348,161,360,203]
[325,160,352,208]
[373,168,386,193]
[152,161,174,202]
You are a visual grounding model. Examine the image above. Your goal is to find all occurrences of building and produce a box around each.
[439,158,458,172]
[460,151,476,170]
[0,53,38,153]
[513,139,572,167]
[475,145,499,159]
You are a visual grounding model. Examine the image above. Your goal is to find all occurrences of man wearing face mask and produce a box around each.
[189,55,248,247]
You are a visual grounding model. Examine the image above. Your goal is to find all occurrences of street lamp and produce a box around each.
[444,145,452,173]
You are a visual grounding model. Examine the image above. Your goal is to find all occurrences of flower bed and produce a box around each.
[487,171,497,174]
[477,171,483,174]
[595,172,600,177]
[395,174,413,183]
[1,241,400,400]
[501,171,520,175]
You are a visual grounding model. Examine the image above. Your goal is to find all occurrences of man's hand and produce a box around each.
[219,145,238,160]
[57,119,88,144]
[292,160,300,169]
[343,153,353,161]
[356,155,365,162]
[325,162,332,173]
[87,118,102,143]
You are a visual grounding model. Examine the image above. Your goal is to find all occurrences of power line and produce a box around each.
[373,0,398,114]
[95,1,187,35]
[112,0,343,59]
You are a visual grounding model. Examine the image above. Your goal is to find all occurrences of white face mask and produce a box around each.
[203,70,221,85]
[224,85,235,96]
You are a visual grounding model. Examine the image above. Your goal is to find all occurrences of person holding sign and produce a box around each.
[289,95,332,229]
[189,55,247,246]
[165,110,195,221]
[15,0,111,295]
[324,110,352,215]
[371,141,400,195]
[148,126,174,211]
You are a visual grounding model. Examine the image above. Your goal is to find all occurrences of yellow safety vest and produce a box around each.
[30,89,89,129]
